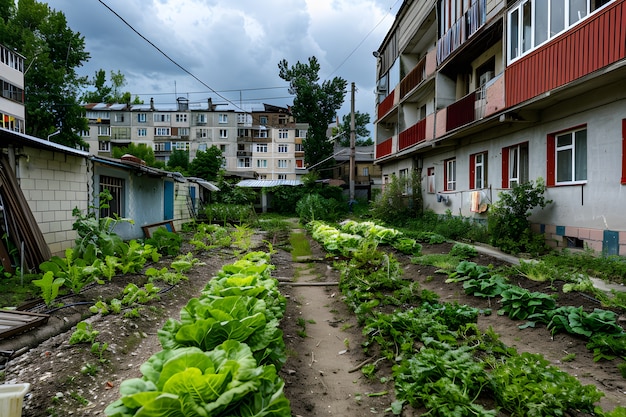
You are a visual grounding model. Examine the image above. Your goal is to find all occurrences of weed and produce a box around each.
[81,363,99,376]
[69,391,89,406]
[289,232,312,259]
[341,323,354,331]
[561,353,576,362]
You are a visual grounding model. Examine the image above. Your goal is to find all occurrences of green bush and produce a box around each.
[296,194,343,223]
[488,178,551,255]
[145,227,181,256]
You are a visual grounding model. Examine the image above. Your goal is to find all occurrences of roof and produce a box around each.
[91,155,186,182]
[187,177,220,191]
[236,179,303,188]
[0,128,90,157]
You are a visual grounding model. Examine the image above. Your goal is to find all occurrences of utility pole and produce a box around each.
[349,82,356,204]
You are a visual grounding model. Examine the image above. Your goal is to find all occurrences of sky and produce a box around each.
[45,0,402,133]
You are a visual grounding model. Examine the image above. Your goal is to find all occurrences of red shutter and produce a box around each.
[501,147,509,188]
[546,133,556,187]
[622,119,626,184]
[469,154,476,190]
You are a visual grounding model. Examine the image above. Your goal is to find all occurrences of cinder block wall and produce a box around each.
[17,147,89,256]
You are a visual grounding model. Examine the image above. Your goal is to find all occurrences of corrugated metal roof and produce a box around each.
[236,179,302,188]
[187,177,220,191]
[0,128,90,157]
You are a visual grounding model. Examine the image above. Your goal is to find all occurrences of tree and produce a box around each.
[167,149,190,173]
[1,0,91,148]
[333,111,373,147]
[112,143,161,168]
[82,69,142,104]
[188,147,223,181]
[278,57,347,175]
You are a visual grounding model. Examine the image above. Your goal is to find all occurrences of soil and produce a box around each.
[1,226,626,416]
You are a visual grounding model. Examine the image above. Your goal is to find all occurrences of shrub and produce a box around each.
[145,227,181,256]
[296,194,343,223]
[488,178,551,255]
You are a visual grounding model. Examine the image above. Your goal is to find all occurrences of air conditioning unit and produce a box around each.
[479,71,494,86]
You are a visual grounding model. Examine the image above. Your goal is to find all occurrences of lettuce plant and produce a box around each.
[105,341,291,417]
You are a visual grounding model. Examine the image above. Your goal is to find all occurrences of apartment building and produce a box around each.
[0,43,26,133]
[374,0,625,254]
[83,100,307,180]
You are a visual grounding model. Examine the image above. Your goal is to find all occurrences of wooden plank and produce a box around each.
[0,310,49,339]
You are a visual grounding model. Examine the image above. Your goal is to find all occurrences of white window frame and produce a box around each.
[155,127,171,136]
[98,141,110,152]
[278,144,288,153]
[153,113,171,123]
[555,127,587,184]
[257,159,268,168]
[445,159,456,191]
[277,159,288,168]
[238,158,251,168]
[219,129,228,138]
[137,128,147,137]
[508,142,529,187]
[137,113,146,123]
[98,126,110,136]
[278,129,289,139]
[175,142,190,151]
[256,143,268,153]
[219,113,228,124]
[473,152,487,189]
[197,114,207,124]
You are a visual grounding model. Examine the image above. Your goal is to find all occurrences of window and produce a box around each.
[112,127,131,140]
[238,158,251,168]
[137,113,146,123]
[502,142,529,188]
[363,167,369,176]
[219,114,228,124]
[220,144,227,153]
[256,143,268,153]
[197,128,209,139]
[259,116,268,125]
[444,158,456,191]
[427,167,435,193]
[508,0,592,62]
[98,141,110,152]
[154,142,168,152]
[238,113,250,124]
[114,113,125,122]
[278,129,288,139]
[257,159,268,168]
[153,113,171,123]
[295,129,307,138]
[198,143,207,152]
[99,176,124,218]
[548,126,587,185]
[399,168,409,194]
[98,126,110,136]
[220,129,228,138]
[137,128,147,137]
[278,159,288,168]
[295,143,304,152]
[175,113,187,123]
[175,142,190,151]
[278,144,288,153]
[278,174,287,180]
[259,174,267,180]
[155,127,171,136]
[79,130,90,137]
[470,152,488,189]
[257,129,268,138]
[179,127,189,136]
[197,114,207,124]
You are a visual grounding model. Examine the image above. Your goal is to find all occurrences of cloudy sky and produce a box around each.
[45,0,401,130]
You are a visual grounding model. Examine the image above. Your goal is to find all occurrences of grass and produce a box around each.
[289,232,311,260]
[0,272,41,308]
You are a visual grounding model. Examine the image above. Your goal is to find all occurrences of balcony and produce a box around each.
[398,119,427,151]
[446,91,477,131]
[376,90,395,120]
[375,137,393,159]
[400,57,426,100]
[252,136,271,143]
[237,150,252,157]
[437,0,486,64]
[506,0,626,108]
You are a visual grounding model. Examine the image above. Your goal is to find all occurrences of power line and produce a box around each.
[97,0,249,112]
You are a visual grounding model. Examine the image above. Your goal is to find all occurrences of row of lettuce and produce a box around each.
[104,251,292,417]
[307,220,626,417]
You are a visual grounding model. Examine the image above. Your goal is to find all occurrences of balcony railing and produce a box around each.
[400,57,426,99]
[375,138,393,159]
[377,90,395,120]
[506,0,626,108]
[237,150,252,157]
[437,0,486,64]
[446,91,477,131]
[398,119,427,151]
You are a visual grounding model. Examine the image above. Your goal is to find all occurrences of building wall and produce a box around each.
[16,147,89,256]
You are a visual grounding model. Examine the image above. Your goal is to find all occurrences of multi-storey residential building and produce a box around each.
[374,0,625,254]
[0,43,25,133]
[83,100,307,180]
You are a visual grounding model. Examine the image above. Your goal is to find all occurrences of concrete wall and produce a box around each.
[16,147,89,256]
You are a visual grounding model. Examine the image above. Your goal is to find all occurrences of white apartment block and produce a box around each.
[0,43,26,133]
[83,99,308,180]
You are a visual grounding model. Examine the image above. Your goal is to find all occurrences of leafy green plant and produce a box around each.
[69,321,99,345]
[392,237,422,255]
[463,274,511,298]
[547,306,623,338]
[104,341,291,417]
[296,194,343,223]
[144,227,181,256]
[497,286,557,326]
[449,243,478,259]
[32,271,65,306]
[91,341,109,364]
[491,352,603,416]
[487,178,551,255]
[39,247,102,294]
[121,283,160,305]
[231,223,253,252]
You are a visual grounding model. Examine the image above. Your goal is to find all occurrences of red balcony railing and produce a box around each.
[506,1,626,107]
[446,91,477,131]
[376,138,393,159]
[399,119,427,150]
[376,90,395,120]
[400,57,426,99]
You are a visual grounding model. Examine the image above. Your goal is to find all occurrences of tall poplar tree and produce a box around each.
[278,57,347,175]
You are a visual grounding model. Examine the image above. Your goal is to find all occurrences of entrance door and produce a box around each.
[164,181,174,220]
